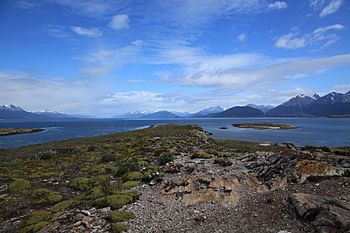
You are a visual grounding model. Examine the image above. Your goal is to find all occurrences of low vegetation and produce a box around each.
[233,122,297,130]
[0,128,44,136]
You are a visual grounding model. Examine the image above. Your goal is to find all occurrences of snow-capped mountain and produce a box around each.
[114,110,151,118]
[267,91,350,116]
[0,105,77,120]
[190,106,224,117]
[0,104,25,111]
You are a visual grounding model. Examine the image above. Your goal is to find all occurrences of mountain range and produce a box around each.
[0,105,77,120]
[266,91,350,117]
[1,91,350,120]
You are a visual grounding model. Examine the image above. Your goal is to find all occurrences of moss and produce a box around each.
[22,210,51,226]
[120,181,138,190]
[86,187,105,200]
[126,171,142,181]
[52,200,73,212]
[20,221,49,233]
[70,177,93,191]
[89,165,107,174]
[111,223,128,233]
[109,210,135,223]
[32,188,50,199]
[47,192,63,204]
[94,193,134,209]
[9,178,31,193]
[191,151,211,159]
[52,211,64,218]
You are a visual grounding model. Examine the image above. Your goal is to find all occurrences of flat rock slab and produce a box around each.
[289,193,350,232]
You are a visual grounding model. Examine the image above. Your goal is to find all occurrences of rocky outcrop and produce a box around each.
[290,193,350,233]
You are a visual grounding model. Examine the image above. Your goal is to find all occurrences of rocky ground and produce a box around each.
[0,124,349,233]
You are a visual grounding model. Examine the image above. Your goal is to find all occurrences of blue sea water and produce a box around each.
[0,118,349,148]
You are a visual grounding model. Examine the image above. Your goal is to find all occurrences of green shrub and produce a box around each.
[70,177,93,191]
[9,178,31,193]
[191,151,211,159]
[109,211,135,222]
[93,193,134,209]
[47,192,63,204]
[101,154,116,163]
[214,157,232,167]
[95,175,113,195]
[125,171,142,181]
[86,187,105,200]
[158,152,174,165]
[20,221,49,233]
[32,188,50,199]
[111,223,128,233]
[22,210,51,226]
[115,160,139,176]
[121,181,138,190]
[52,200,73,212]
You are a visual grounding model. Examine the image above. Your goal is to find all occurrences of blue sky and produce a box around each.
[0,0,349,116]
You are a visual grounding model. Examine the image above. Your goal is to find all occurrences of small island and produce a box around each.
[0,128,44,136]
[233,122,297,130]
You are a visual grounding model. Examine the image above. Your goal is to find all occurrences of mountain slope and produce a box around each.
[266,91,350,116]
[0,104,42,120]
[306,92,350,116]
[190,106,224,118]
[266,95,316,116]
[246,104,273,113]
[141,111,179,119]
[210,106,264,118]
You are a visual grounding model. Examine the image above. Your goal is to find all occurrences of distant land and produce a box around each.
[1,90,350,120]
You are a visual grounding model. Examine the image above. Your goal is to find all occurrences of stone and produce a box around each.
[289,193,350,232]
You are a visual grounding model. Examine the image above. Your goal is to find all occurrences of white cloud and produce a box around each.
[310,0,343,17]
[71,26,103,37]
[275,33,306,49]
[109,15,129,30]
[238,33,246,42]
[275,24,344,49]
[320,0,343,17]
[77,40,144,77]
[180,54,350,88]
[45,25,70,39]
[333,83,350,93]
[267,1,288,10]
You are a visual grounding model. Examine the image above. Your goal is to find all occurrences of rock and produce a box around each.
[74,213,85,221]
[81,210,91,216]
[0,184,8,192]
[98,207,110,213]
[289,193,350,232]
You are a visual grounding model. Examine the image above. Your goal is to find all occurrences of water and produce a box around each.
[0,118,349,148]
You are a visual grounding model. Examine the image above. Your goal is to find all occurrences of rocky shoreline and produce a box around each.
[0,124,349,233]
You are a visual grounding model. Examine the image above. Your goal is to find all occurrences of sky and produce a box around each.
[0,0,350,116]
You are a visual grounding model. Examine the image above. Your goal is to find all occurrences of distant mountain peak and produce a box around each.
[313,94,321,99]
[0,104,24,111]
[190,106,224,117]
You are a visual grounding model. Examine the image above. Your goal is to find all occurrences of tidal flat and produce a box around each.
[0,124,349,233]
